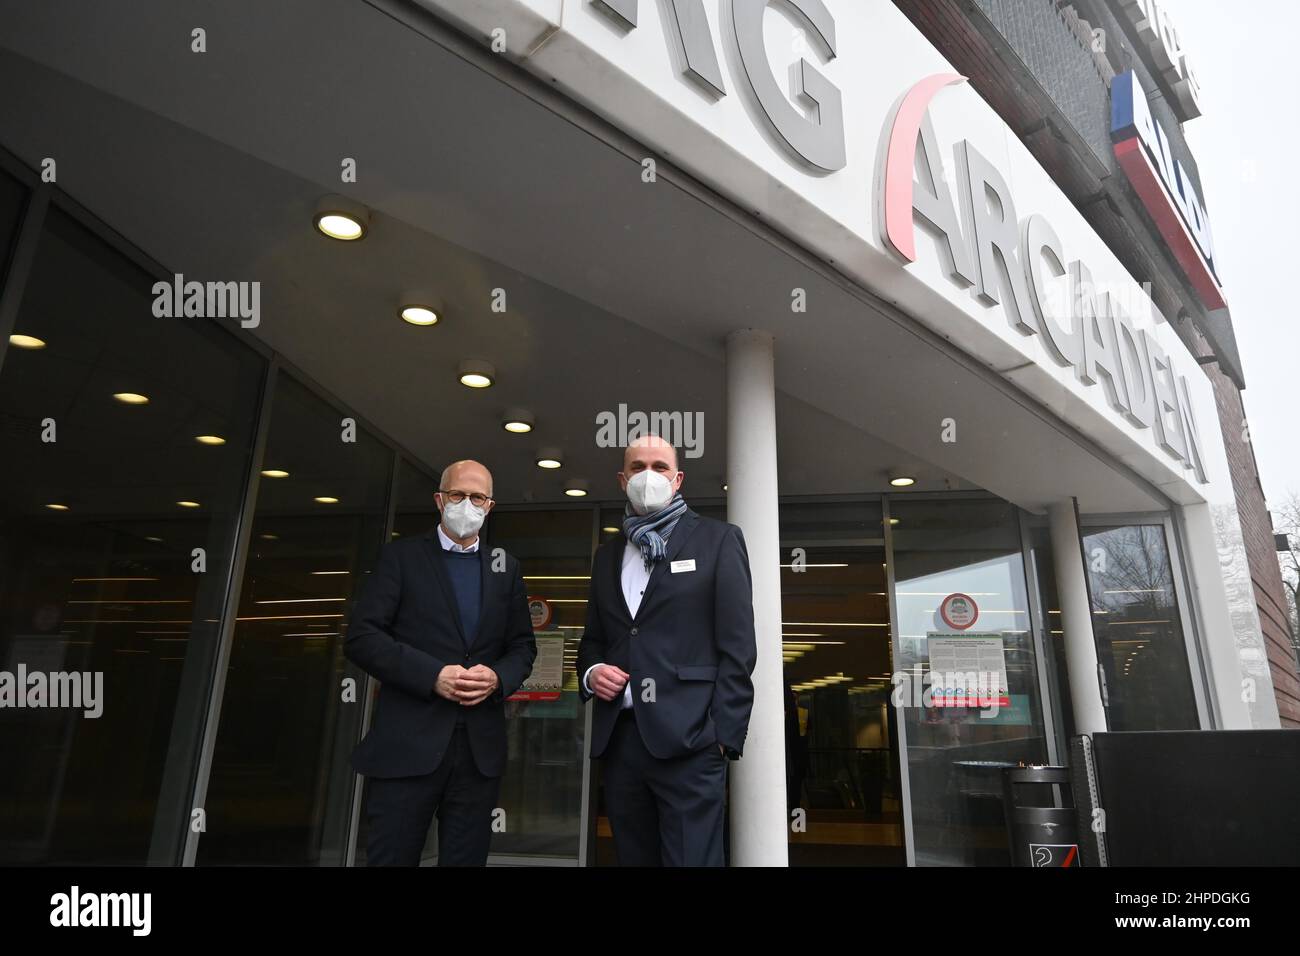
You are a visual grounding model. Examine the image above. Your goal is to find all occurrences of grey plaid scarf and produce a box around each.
[622,493,688,570]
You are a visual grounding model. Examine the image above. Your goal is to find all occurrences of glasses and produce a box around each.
[440,489,492,508]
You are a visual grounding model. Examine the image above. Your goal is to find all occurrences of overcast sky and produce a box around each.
[1175,0,1299,511]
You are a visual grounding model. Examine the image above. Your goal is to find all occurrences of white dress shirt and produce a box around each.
[583,538,647,709]
[437,524,480,553]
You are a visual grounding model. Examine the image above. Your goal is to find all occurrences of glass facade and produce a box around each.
[889,498,1049,866]
[0,202,265,863]
[0,166,1213,868]
[197,373,392,865]
[1082,523,1200,731]
[779,500,903,866]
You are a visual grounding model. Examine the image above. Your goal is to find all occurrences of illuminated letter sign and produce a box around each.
[881,74,1208,484]
[1111,70,1224,311]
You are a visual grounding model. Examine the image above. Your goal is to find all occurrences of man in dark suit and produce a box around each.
[577,434,757,866]
[345,459,536,866]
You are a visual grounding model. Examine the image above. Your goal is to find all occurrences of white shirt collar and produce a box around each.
[437,524,480,553]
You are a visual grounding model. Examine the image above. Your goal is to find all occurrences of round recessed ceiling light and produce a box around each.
[313,195,369,241]
[535,447,563,470]
[400,305,438,326]
[113,392,150,405]
[314,496,340,504]
[458,359,496,389]
[889,476,916,487]
[177,500,201,509]
[563,479,588,498]
[259,533,279,541]
[602,526,620,534]
[9,333,46,349]
[45,503,70,511]
[195,435,226,446]
[502,408,534,434]
[261,469,290,479]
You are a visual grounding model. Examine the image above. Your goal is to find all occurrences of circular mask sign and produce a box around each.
[528,597,552,630]
[939,593,978,630]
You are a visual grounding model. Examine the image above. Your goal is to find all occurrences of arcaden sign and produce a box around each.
[880,74,1207,484]
[564,3,1211,485]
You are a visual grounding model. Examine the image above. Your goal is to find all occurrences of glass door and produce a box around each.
[887,496,1050,866]
[779,500,904,866]
[1078,516,1206,731]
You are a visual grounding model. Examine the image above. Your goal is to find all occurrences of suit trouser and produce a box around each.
[602,707,728,866]
[364,725,501,866]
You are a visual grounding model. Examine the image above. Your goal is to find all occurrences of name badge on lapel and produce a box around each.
[670,559,696,574]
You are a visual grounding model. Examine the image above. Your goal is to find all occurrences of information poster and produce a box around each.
[507,631,565,702]
[925,632,1010,708]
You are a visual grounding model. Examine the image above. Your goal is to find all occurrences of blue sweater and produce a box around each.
[442,549,482,647]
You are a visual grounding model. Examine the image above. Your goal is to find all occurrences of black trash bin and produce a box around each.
[1001,765,1080,867]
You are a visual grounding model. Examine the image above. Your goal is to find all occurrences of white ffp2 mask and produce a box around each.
[626,470,676,515]
[442,498,486,539]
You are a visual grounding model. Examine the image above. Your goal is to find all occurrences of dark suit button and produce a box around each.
[630,627,638,637]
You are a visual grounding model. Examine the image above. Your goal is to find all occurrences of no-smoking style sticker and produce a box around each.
[939,593,979,630]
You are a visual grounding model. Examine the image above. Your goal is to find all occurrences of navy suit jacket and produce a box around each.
[345,530,536,778]
[576,509,757,760]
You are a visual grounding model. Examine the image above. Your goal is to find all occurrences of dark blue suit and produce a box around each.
[576,509,757,865]
[345,530,536,864]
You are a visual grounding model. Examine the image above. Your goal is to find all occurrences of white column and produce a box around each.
[1047,499,1108,735]
[724,329,788,866]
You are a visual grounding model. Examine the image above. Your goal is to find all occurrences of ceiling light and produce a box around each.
[563,479,588,498]
[113,392,149,405]
[602,526,620,534]
[535,447,563,469]
[195,435,226,446]
[314,496,340,504]
[502,408,534,433]
[45,503,69,511]
[261,469,290,479]
[9,333,45,349]
[457,359,495,388]
[400,305,438,326]
[889,476,915,487]
[399,291,441,327]
[176,500,201,508]
[313,195,369,241]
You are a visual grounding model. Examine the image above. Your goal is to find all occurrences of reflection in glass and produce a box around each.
[890,498,1048,866]
[779,501,903,866]
[487,508,591,860]
[1082,524,1198,731]
[0,206,264,863]
[197,373,391,864]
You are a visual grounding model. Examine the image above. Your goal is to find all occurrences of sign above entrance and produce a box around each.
[882,73,1208,484]
[589,0,846,171]
[417,0,1226,503]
